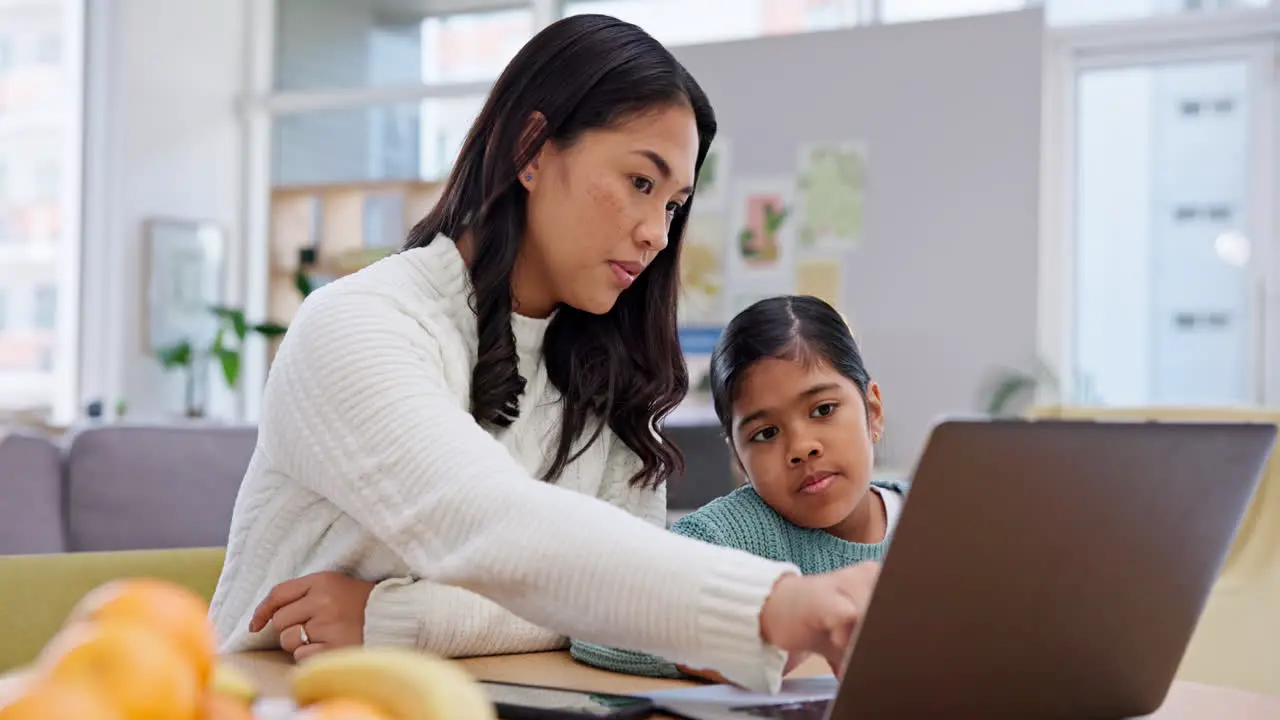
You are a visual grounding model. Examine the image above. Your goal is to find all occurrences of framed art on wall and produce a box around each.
[142,218,226,353]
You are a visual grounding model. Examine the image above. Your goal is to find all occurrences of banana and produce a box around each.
[290,647,497,720]
[210,662,258,703]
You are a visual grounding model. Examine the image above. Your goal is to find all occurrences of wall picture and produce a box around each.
[796,141,867,250]
[143,218,226,353]
[729,176,795,275]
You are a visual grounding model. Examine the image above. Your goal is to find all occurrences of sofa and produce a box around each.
[0,424,256,555]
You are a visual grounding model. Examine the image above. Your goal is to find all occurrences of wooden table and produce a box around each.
[224,650,1280,719]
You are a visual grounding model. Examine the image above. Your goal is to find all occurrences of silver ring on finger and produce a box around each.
[298,624,311,645]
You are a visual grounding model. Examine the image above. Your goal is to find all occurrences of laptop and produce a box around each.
[652,417,1276,719]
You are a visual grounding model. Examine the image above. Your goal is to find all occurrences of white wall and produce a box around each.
[79,0,249,420]
[672,10,1044,466]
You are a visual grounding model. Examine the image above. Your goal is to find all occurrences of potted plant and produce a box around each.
[155,307,286,418]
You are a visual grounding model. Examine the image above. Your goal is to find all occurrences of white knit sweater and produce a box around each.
[208,237,797,692]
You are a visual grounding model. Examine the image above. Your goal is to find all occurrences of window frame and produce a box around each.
[1038,6,1280,408]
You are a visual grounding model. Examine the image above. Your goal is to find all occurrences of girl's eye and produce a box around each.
[749,426,779,443]
[665,201,682,216]
[812,402,838,418]
[632,177,654,194]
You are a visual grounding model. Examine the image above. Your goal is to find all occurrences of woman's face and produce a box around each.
[517,104,699,317]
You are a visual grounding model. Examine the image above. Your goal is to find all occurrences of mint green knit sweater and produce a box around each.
[570,478,909,678]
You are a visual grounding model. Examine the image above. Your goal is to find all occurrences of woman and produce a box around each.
[209,14,879,693]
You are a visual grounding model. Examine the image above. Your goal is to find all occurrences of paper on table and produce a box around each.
[639,674,838,705]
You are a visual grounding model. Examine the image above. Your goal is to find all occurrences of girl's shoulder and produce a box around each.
[870,475,911,498]
[669,486,791,557]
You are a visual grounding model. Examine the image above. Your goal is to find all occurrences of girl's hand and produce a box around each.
[758,562,881,676]
[249,572,376,661]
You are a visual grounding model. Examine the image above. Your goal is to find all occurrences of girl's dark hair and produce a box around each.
[405,14,715,488]
[709,295,871,436]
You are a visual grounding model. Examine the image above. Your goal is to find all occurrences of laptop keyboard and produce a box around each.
[732,699,830,718]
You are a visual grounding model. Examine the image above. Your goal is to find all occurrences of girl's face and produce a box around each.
[728,355,884,533]
[516,105,699,317]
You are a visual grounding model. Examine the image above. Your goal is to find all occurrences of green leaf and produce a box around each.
[295,271,314,298]
[764,203,790,234]
[252,322,288,338]
[213,345,241,388]
[211,306,248,340]
[156,341,192,369]
[986,374,1036,416]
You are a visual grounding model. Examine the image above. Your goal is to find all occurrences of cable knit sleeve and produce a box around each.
[362,436,661,657]
[258,288,794,693]
[570,513,731,679]
[362,577,568,657]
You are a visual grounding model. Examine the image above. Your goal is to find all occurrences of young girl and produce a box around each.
[571,295,908,679]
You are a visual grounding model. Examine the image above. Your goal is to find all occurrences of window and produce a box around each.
[32,284,56,330]
[879,0,1023,24]
[32,161,58,201]
[1070,58,1261,407]
[1044,0,1270,25]
[562,0,862,46]
[34,33,59,64]
[873,0,1271,25]
[0,0,80,419]
[421,10,533,84]
[273,0,533,91]
[272,95,485,187]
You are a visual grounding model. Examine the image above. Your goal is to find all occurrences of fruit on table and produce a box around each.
[36,617,203,720]
[211,662,259,705]
[0,677,124,720]
[298,698,394,719]
[67,578,218,686]
[291,647,497,720]
[202,691,257,720]
[202,662,259,720]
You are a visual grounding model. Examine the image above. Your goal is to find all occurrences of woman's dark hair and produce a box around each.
[709,295,871,436]
[405,14,715,488]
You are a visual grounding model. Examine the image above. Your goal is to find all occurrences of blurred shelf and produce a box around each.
[266,179,443,364]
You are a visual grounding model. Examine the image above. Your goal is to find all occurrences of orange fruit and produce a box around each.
[37,619,202,720]
[301,698,394,719]
[0,676,123,720]
[67,578,216,686]
[200,692,255,720]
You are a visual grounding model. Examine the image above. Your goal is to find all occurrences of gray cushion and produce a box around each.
[65,424,256,551]
[0,432,67,554]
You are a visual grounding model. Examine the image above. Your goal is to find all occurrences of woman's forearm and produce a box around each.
[364,578,567,657]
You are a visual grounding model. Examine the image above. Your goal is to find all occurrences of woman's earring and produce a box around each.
[524,172,533,182]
